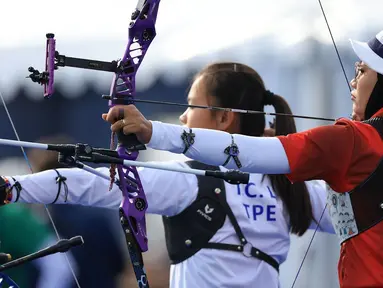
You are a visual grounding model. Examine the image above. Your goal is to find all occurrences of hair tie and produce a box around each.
[263,90,274,106]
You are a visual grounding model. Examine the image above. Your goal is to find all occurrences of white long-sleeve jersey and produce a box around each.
[6,163,333,288]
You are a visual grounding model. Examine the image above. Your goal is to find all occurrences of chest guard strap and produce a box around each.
[162,160,279,272]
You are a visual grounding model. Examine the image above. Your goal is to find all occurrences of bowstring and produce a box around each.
[317,0,351,92]
[0,91,81,288]
[290,203,328,287]
[291,0,351,286]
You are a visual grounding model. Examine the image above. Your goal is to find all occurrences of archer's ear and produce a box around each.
[217,111,236,131]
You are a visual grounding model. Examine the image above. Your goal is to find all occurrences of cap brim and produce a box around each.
[350,39,383,75]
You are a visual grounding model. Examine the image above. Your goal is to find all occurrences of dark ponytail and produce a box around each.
[261,93,317,236]
[195,62,316,236]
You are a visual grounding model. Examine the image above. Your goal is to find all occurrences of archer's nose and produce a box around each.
[179,109,187,125]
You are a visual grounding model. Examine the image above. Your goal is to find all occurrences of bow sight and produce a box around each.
[27,33,119,98]
[27,0,158,101]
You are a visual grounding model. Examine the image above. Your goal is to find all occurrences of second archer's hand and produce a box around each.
[102,105,153,144]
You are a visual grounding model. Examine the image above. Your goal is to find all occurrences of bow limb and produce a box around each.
[291,0,351,286]
[0,91,81,287]
[106,2,161,286]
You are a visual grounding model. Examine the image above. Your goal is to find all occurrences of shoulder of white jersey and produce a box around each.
[304,180,328,206]
[304,179,327,192]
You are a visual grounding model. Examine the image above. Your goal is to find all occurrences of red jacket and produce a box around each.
[277,108,383,288]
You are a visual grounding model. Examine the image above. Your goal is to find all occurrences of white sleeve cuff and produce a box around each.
[148,120,186,154]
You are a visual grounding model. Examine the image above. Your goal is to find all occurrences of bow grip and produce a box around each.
[116,108,146,151]
[116,131,146,151]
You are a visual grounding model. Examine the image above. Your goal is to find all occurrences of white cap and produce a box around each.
[350,30,383,75]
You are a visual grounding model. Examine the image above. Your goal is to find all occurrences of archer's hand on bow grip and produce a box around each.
[102,105,153,145]
[117,107,146,151]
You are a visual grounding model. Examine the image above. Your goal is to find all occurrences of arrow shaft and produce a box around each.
[130,98,336,122]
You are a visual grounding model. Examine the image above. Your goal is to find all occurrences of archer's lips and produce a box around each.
[351,94,356,101]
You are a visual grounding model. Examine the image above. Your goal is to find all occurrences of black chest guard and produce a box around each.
[350,117,383,235]
[328,117,383,243]
[162,160,279,272]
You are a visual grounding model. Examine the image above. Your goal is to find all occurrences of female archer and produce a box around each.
[0,62,334,288]
[106,31,383,287]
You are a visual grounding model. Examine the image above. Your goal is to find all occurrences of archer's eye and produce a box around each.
[354,61,365,78]
[357,68,365,75]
